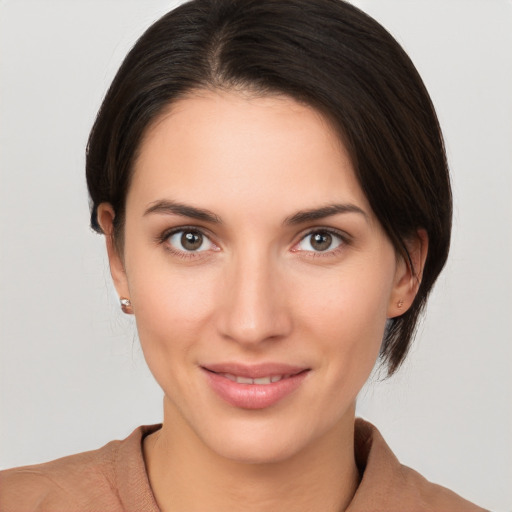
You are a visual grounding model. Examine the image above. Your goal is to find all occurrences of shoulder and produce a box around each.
[351,418,489,512]
[395,463,488,512]
[0,425,160,512]
[0,440,122,512]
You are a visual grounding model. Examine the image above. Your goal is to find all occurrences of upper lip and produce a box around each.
[201,362,309,379]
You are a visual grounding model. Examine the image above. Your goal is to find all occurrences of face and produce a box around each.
[100,90,416,464]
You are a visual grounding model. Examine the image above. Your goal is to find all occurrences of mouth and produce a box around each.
[201,363,310,409]
[213,373,299,385]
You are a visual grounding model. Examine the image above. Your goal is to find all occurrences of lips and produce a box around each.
[203,362,307,378]
[201,363,310,409]
[218,373,292,385]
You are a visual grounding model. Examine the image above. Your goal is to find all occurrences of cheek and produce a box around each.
[295,256,394,333]
[125,258,219,367]
[293,257,395,376]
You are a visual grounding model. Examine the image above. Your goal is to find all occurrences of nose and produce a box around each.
[216,248,293,347]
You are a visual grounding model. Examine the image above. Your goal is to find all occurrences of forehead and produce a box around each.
[128,90,371,220]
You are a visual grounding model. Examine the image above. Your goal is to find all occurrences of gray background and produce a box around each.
[1,1,510,510]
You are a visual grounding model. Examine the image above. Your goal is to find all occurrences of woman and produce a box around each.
[0,0,492,510]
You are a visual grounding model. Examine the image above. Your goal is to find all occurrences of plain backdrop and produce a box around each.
[0,1,511,510]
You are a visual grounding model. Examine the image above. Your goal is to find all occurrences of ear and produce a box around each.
[387,229,428,318]
[96,203,131,305]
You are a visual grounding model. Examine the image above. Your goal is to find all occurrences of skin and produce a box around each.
[98,90,427,512]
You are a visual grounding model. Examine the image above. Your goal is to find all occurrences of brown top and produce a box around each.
[0,419,488,512]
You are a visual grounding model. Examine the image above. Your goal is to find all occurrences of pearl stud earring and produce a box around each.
[120,298,133,314]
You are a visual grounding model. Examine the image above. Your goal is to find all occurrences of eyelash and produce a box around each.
[156,226,217,260]
[156,226,350,260]
[293,228,350,259]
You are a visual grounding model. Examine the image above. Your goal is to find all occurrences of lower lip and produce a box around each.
[203,369,309,410]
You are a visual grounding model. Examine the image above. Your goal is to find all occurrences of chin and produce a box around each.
[208,431,307,465]
[195,412,329,465]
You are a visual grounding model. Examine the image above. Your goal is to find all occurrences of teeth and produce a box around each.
[253,377,271,385]
[220,373,286,385]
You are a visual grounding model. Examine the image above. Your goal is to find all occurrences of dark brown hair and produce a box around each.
[86,0,451,375]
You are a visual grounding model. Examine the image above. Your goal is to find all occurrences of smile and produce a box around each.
[218,373,294,385]
[201,364,310,409]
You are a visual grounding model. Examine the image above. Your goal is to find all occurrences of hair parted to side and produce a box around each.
[86,0,452,375]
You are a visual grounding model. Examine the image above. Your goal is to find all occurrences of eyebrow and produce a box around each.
[144,200,222,224]
[144,199,367,226]
[283,203,368,225]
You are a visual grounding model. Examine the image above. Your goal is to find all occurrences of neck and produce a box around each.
[144,399,360,512]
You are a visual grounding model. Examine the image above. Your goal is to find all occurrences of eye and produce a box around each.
[295,230,345,253]
[167,229,215,253]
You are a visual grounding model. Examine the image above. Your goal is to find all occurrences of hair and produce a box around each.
[86,0,451,375]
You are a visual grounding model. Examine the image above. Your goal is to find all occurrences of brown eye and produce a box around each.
[310,232,332,251]
[167,229,214,253]
[295,230,344,253]
[181,231,203,251]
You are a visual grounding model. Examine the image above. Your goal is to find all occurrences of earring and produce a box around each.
[397,299,404,309]
[120,298,133,314]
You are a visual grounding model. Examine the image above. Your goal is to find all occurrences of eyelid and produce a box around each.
[157,225,216,243]
[155,225,351,259]
[291,227,351,254]
[156,225,220,258]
